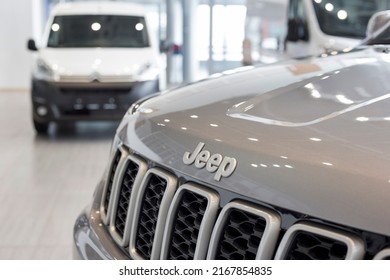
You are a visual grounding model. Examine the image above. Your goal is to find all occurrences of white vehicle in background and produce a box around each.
[285,0,390,57]
[27,2,161,134]
[245,0,390,63]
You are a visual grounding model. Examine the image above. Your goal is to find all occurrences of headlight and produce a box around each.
[128,103,141,115]
[136,62,160,81]
[116,92,161,132]
[34,58,56,81]
[110,133,122,155]
[127,92,161,115]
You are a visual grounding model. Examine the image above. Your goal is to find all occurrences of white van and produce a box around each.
[285,0,390,57]
[27,2,161,134]
[245,0,390,62]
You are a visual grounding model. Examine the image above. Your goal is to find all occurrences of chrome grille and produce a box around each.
[100,147,389,260]
[135,173,167,259]
[167,191,207,259]
[207,201,281,260]
[114,160,139,238]
[161,184,219,260]
[284,231,348,260]
[215,209,267,260]
[274,223,365,260]
[103,149,121,216]
[59,74,134,83]
[374,248,390,260]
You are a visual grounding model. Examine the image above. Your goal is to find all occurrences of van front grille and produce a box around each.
[59,87,131,96]
[101,146,390,260]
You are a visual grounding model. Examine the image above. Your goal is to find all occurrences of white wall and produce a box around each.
[0,0,34,90]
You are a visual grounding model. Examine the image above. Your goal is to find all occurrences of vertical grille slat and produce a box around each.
[161,184,220,260]
[103,149,122,215]
[114,160,139,238]
[215,209,266,260]
[135,174,168,259]
[374,248,390,260]
[207,201,281,260]
[167,191,208,260]
[284,231,348,260]
[274,223,365,260]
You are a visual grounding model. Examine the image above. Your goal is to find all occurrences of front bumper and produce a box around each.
[73,181,130,260]
[32,78,159,123]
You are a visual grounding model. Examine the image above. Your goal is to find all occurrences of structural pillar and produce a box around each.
[208,0,214,75]
[182,0,198,83]
[166,0,183,85]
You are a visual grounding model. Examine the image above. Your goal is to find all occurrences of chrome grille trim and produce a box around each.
[160,184,220,260]
[59,75,136,83]
[108,154,148,247]
[374,248,390,260]
[128,168,177,260]
[100,147,389,260]
[274,222,365,260]
[207,201,281,260]
[100,145,128,225]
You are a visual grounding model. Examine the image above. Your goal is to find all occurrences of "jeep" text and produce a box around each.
[183,142,237,181]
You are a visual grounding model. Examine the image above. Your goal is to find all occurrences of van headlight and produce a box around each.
[34,58,56,81]
[136,62,159,81]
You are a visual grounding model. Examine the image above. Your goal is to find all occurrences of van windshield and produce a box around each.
[47,15,150,48]
[312,0,390,39]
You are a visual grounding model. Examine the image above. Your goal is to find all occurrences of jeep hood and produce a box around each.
[121,47,390,236]
[37,47,157,77]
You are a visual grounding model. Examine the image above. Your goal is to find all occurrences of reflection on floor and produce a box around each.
[0,91,118,259]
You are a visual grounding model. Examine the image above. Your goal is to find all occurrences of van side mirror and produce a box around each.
[27,39,38,51]
[286,19,309,42]
[366,10,390,39]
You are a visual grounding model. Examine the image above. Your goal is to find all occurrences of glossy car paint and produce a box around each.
[117,46,390,237]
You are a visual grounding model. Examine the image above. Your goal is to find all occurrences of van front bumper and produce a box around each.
[32,78,159,123]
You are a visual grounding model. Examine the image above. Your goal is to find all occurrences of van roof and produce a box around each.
[50,1,146,17]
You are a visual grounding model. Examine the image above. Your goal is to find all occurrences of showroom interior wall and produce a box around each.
[0,1,34,90]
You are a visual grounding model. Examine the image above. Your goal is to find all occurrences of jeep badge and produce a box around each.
[183,142,237,181]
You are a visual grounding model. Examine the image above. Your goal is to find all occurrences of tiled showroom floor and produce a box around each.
[0,91,118,259]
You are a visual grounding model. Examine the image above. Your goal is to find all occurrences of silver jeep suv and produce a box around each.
[73,12,390,260]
